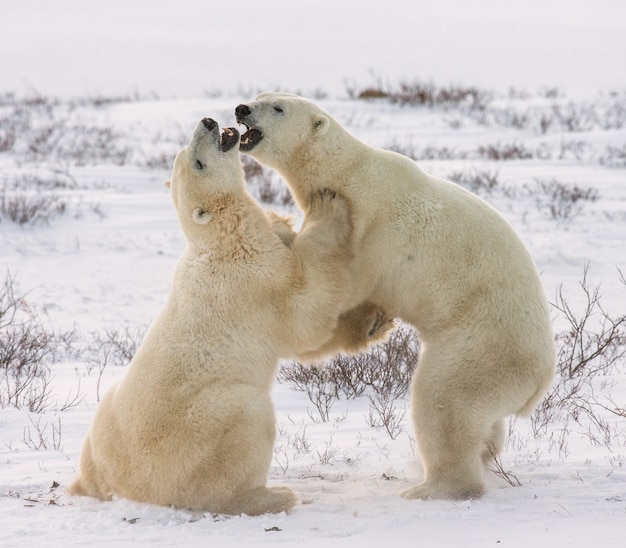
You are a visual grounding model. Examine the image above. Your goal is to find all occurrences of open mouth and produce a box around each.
[220,127,240,153]
[239,125,264,152]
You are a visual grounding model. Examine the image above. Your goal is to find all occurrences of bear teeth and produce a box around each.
[220,127,240,152]
[239,128,263,151]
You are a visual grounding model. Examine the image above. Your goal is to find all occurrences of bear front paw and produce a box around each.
[305,188,351,244]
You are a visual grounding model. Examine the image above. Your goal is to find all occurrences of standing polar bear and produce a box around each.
[68,118,388,515]
[236,93,556,500]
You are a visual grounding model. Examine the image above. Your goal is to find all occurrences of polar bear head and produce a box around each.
[165,118,244,245]
[235,92,335,171]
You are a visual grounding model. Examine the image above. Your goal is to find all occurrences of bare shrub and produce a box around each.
[366,392,406,440]
[447,168,501,195]
[99,325,144,367]
[470,101,603,134]
[385,140,466,161]
[490,107,531,131]
[0,171,96,226]
[68,91,154,109]
[537,111,556,134]
[0,272,55,412]
[455,88,626,135]
[487,444,522,487]
[599,144,626,168]
[554,268,625,379]
[532,267,626,442]
[557,140,589,162]
[384,139,419,160]
[288,425,312,454]
[86,325,145,401]
[362,326,419,399]
[0,93,132,166]
[0,186,66,225]
[357,88,390,100]
[241,155,294,206]
[601,95,626,130]
[278,325,419,433]
[349,78,492,110]
[531,178,599,220]
[315,435,338,465]
[43,124,132,166]
[477,142,534,161]
[551,102,599,132]
[0,118,18,152]
[277,363,338,422]
[142,151,175,170]
[273,442,290,474]
[392,80,491,110]
[22,415,62,451]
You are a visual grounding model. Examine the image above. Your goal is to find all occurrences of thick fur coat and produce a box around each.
[236,93,556,500]
[68,118,386,514]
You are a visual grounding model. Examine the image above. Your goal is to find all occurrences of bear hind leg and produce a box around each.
[400,367,495,500]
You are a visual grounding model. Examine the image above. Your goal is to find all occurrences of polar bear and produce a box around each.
[235,93,556,500]
[68,118,387,515]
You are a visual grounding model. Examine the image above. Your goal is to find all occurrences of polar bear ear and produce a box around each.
[164,180,171,189]
[192,207,212,225]
[313,114,329,136]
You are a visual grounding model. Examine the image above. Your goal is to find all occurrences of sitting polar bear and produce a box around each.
[68,118,389,515]
[236,93,556,500]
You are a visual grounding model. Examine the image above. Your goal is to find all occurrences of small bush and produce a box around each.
[447,168,501,195]
[391,80,491,110]
[86,325,145,401]
[599,144,626,168]
[25,123,132,166]
[142,151,175,171]
[384,139,419,160]
[384,139,466,161]
[0,187,66,225]
[531,178,599,220]
[357,88,390,100]
[0,93,132,166]
[349,78,492,111]
[278,325,419,432]
[532,267,626,442]
[0,173,78,225]
[478,142,534,161]
[551,102,599,132]
[0,120,18,152]
[241,155,293,206]
[557,140,589,162]
[0,272,55,411]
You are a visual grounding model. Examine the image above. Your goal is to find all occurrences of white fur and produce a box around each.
[68,119,381,515]
[237,93,556,500]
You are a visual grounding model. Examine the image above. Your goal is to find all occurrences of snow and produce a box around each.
[1,1,625,546]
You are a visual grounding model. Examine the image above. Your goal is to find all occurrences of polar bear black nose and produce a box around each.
[202,118,218,131]
[235,104,251,121]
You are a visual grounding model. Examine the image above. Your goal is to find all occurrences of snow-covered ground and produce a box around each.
[1,2,625,546]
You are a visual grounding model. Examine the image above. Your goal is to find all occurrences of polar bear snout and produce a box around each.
[192,119,240,154]
[235,104,265,152]
[201,117,218,131]
[192,118,220,151]
[235,104,251,120]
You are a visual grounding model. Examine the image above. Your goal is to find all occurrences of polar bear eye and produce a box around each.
[195,159,205,170]
[273,106,284,114]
